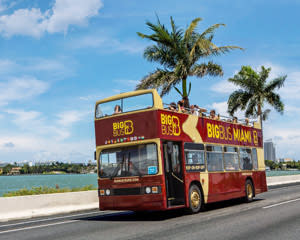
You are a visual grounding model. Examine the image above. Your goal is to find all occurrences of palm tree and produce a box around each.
[227,66,287,127]
[136,16,242,99]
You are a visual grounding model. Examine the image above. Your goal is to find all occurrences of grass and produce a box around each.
[3,184,97,197]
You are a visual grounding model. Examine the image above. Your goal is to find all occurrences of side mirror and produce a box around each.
[94,151,97,161]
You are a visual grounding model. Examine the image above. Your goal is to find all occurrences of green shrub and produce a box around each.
[3,184,97,197]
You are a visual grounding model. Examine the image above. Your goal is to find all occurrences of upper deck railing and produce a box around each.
[94,89,261,129]
[95,89,163,119]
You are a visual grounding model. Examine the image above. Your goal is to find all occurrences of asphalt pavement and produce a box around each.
[1,184,300,240]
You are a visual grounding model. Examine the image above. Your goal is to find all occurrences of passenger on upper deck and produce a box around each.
[168,102,177,112]
[245,118,249,126]
[209,109,219,120]
[177,100,185,113]
[233,116,238,123]
[113,105,122,114]
[182,96,190,109]
[190,105,199,116]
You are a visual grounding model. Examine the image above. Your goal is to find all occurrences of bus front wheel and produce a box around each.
[244,179,254,202]
[187,184,203,214]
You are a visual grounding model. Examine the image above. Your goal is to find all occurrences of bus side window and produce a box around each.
[252,148,258,170]
[240,148,253,170]
[224,146,239,171]
[184,143,205,172]
[206,145,224,172]
[184,150,205,171]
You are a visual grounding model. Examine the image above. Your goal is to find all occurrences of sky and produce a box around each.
[0,0,299,163]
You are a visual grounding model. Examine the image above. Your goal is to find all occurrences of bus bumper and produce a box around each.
[99,194,165,211]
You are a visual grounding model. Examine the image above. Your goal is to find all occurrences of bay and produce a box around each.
[0,174,97,197]
[1,170,300,197]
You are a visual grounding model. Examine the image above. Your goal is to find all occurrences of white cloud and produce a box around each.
[0,0,17,13]
[47,0,102,34]
[0,76,49,106]
[70,35,146,54]
[0,57,76,81]
[0,59,15,73]
[264,125,300,160]
[0,0,103,38]
[210,80,238,94]
[4,109,41,123]
[57,110,89,127]
[0,8,46,37]
[210,101,246,120]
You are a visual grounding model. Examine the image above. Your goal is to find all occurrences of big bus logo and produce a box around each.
[206,122,259,146]
[160,113,181,136]
[113,120,134,137]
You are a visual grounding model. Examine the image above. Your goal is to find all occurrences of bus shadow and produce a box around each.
[79,198,264,222]
[79,209,187,222]
[203,197,263,212]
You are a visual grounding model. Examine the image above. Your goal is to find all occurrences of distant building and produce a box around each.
[10,167,21,175]
[283,158,294,162]
[278,158,294,163]
[264,139,276,162]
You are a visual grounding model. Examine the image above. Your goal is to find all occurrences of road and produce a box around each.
[1,185,300,240]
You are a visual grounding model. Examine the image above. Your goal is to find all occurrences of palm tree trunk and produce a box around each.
[182,77,187,97]
[258,103,264,143]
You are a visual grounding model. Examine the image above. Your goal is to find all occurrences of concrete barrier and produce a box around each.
[0,190,98,222]
[267,174,300,186]
[1,174,300,222]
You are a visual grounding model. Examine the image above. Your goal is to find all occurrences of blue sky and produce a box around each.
[0,0,299,163]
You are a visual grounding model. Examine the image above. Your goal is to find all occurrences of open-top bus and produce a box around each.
[94,89,267,213]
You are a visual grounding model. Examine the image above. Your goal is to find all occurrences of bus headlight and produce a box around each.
[105,189,111,195]
[145,187,151,194]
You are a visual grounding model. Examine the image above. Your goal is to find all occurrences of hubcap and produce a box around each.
[247,184,253,199]
[191,190,200,208]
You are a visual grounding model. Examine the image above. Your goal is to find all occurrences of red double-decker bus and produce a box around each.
[94,89,267,213]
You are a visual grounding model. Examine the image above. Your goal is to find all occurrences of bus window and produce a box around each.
[240,148,253,170]
[172,145,181,174]
[252,148,258,170]
[99,143,158,178]
[224,146,239,171]
[184,143,205,172]
[95,93,153,118]
[206,145,224,172]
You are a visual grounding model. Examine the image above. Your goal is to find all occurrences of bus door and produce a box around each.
[163,141,185,207]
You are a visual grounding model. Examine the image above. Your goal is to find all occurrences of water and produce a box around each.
[0,174,97,197]
[1,171,300,197]
[266,170,300,177]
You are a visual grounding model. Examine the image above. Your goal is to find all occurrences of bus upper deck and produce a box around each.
[95,89,263,149]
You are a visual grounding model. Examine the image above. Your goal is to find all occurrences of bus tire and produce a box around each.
[187,184,203,214]
[244,179,254,202]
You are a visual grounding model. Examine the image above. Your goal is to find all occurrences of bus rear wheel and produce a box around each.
[187,185,203,214]
[244,179,254,202]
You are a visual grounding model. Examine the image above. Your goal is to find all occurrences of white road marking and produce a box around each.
[0,211,100,228]
[263,198,300,209]
[0,220,78,235]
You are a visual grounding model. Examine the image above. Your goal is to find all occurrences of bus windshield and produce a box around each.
[95,93,153,118]
[99,143,158,178]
